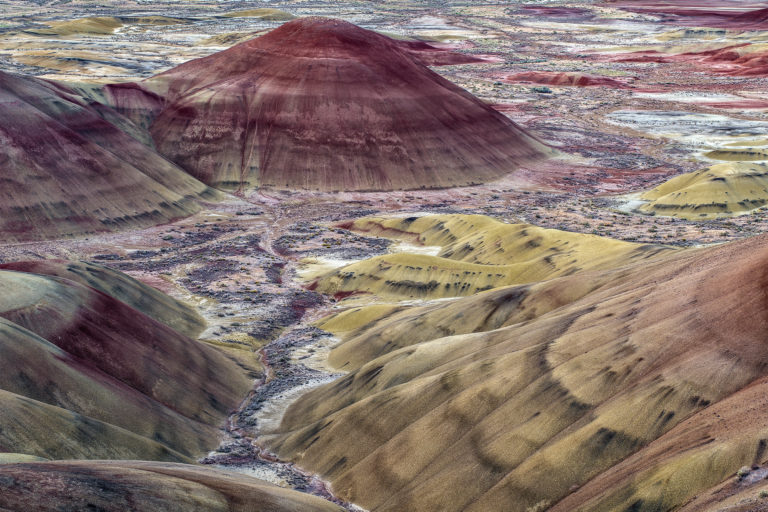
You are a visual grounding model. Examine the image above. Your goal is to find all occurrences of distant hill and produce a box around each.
[141,17,547,192]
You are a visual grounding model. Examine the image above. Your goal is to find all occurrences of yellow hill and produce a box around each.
[267,233,768,512]
[704,149,768,161]
[26,17,122,36]
[639,162,768,219]
[312,215,670,300]
[321,268,622,370]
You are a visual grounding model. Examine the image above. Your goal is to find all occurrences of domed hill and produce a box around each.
[307,214,671,301]
[732,8,768,29]
[0,265,251,461]
[608,42,768,77]
[23,16,123,36]
[265,232,768,512]
[0,70,217,242]
[637,162,768,219]
[144,18,548,192]
[0,461,344,512]
[0,260,205,337]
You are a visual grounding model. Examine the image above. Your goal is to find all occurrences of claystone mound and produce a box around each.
[146,17,548,192]
[0,260,205,337]
[266,232,768,512]
[0,70,216,242]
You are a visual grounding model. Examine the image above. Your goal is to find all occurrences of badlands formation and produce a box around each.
[142,18,547,192]
[0,70,217,241]
[4,1,768,511]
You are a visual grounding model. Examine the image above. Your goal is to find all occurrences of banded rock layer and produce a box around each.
[0,71,216,242]
[0,262,250,461]
[145,18,547,192]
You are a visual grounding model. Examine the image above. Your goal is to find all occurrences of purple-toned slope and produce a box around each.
[0,71,216,242]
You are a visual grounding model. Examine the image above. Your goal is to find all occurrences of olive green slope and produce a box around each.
[0,268,251,461]
[0,387,189,462]
[267,233,768,512]
[0,461,344,512]
[552,375,768,512]
[639,162,768,219]
[312,214,671,300]
[0,260,205,337]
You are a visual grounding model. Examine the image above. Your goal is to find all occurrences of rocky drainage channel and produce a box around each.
[201,326,365,512]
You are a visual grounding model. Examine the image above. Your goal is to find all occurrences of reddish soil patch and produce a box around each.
[503,71,634,89]
[614,3,768,30]
[605,44,768,77]
[517,160,674,194]
[703,99,768,109]
[490,103,529,114]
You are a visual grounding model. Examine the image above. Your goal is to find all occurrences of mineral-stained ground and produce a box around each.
[4,1,768,511]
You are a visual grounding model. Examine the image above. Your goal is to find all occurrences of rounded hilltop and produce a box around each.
[146,17,549,192]
[223,17,483,65]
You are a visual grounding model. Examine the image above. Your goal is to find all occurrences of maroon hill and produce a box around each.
[145,18,548,192]
[0,71,217,242]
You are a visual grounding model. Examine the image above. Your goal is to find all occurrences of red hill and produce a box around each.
[145,18,547,192]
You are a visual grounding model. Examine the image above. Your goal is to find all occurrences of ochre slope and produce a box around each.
[550,375,768,511]
[145,18,547,191]
[267,233,768,512]
[0,268,251,460]
[704,149,768,162]
[0,260,205,337]
[320,269,621,370]
[24,16,123,36]
[639,162,768,218]
[311,214,670,300]
[0,460,344,512]
[0,71,216,241]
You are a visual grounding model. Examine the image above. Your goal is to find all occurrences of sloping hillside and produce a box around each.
[267,232,768,511]
[0,265,250,461]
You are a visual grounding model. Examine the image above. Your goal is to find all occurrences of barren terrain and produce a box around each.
[4,0,768,510]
